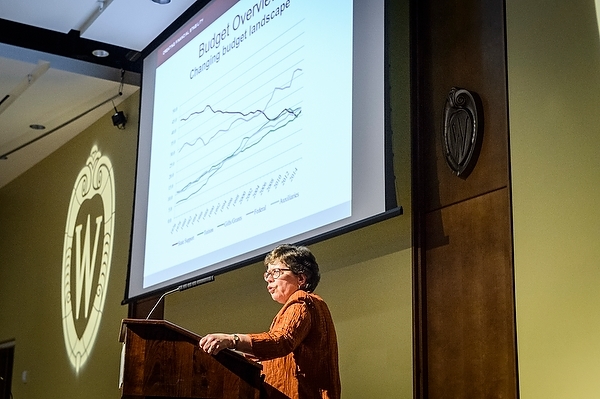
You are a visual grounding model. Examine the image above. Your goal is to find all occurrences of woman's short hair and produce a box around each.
[265,244,321,292]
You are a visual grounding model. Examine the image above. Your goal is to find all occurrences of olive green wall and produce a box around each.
[5,0,599,396]
[507,0,600,397]
[0,92,139,398]
[0,3,411,399]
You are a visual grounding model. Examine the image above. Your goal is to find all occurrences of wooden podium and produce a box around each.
[119,318,263,399]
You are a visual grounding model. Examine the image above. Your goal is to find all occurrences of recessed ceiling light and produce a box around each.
[152,0,171,4]
[92,49,109,58]
[30,124,46,130]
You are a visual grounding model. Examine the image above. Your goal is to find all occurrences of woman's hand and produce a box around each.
[199,333,233,355]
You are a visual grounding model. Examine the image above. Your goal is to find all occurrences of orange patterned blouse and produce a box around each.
[248,290,341,399]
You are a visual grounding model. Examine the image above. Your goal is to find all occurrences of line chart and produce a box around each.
[176,104,301,203]
[178,68,303,151]
[174,66,303,212]
[163,20,306,232]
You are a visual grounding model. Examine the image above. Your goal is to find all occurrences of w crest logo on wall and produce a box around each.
[61,145,115,373]
[442,87,482,177]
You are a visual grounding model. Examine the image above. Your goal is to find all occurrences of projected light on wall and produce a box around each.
[61,146,115,373]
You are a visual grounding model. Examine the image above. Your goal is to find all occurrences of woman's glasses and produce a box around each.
[263,268,291,281]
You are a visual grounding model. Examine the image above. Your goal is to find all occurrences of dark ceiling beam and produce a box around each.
[0,17,142,73]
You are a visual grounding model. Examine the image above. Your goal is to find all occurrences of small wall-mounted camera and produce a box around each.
[112,108,127,130]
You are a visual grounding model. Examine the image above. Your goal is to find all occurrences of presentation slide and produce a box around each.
[141,0,353,288]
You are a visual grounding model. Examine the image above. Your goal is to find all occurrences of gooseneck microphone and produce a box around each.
[145,275,215,320]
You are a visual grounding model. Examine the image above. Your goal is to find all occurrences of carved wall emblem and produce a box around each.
[442,87,482,177]
[61,145,115,373]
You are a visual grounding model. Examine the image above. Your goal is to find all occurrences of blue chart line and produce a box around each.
[174,69,303,205]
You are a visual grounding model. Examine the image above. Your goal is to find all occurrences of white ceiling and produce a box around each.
[0,0,200,188]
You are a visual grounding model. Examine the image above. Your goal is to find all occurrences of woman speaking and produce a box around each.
[199,244,341,399]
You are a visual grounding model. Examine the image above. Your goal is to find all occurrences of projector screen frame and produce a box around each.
[123,0,401,304]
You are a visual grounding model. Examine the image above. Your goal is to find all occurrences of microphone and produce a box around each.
[178,275,214,291]
[145,275,215,320]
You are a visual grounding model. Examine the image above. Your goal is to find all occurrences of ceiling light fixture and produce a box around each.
[152,0,171,4]
[29,124,46,130]
[92,49,109,58]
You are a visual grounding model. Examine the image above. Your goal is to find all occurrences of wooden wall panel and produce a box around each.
[412,0,518,397]
[424,188,516,398]
[416,0,509,211]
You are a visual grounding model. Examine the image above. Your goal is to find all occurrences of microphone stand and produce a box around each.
[145,275,215,320]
